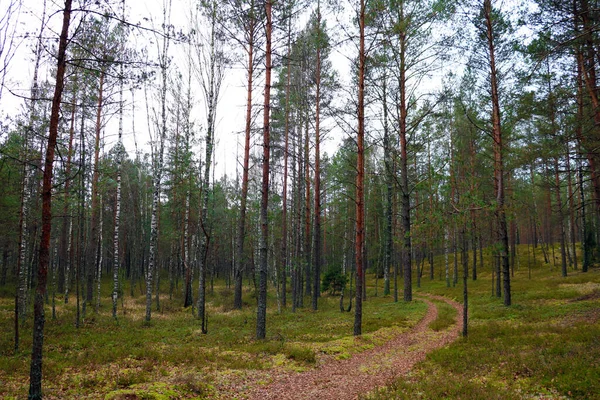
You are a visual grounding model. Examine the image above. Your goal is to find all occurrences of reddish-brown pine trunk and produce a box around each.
[577,0,600,213]
[484,0,510,306]
[29,1,72,397]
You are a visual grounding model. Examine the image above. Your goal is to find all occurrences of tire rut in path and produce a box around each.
[242,294,463,400]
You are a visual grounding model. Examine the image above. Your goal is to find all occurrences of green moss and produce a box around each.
[368,248,600,400]
[105,382,181,399]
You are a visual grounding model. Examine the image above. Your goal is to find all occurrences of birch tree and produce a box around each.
[146,0,172,322]
[193,0,226,331]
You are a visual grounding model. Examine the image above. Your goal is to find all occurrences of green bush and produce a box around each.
[321,268,347,295]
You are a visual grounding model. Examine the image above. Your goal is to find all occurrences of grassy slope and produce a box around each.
[367,245,600,400]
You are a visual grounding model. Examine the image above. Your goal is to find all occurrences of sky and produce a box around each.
[0,0,351,180]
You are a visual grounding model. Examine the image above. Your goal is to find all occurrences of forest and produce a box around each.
[0,0,599,399]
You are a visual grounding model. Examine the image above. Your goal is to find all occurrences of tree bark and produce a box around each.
[354,0,366,336]
[397,2,412,302]
[29,1,71,397]
[256,0,272,340]
[112,56,124,318]
[88,68,105,307]
[383,72,392,296]
[312,3,322,311]
[234,7,255,310]
[281,14,291,309]
[484,0,510,306]
[197,1,219,333]
[146,0,170,321]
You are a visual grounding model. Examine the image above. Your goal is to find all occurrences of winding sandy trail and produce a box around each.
[233,294,462,400]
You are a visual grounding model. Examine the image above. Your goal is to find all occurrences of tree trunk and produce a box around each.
[555,157,567,277]
[88,67,105,307]
[484,0,510,306]
[312,3,322,311]
[566,144,578,270]
[304,117,311,299]
[383,71,392,296]
[146,0,170,321]
[29,1,71,397]
[59,83,77,295]
[354,0,366,336]
[398,3,412,302]
[197,1,219,332]
[281,15,291,309]
[256,0,272,340]
[234,13,255,310]
[111,1,126,319]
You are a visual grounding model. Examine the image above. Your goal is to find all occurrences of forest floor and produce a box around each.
[1,244,599,399]
[229,294,463,399]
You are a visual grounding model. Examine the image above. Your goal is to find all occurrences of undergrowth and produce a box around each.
[366,245,600,400]
[0,274,424,398]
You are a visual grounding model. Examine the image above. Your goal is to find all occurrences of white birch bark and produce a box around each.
[95,196,103,313]
[112,0,126,319]
[194,0,224,331]
[146,0,171,322]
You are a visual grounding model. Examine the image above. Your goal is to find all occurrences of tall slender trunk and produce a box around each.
[16,0,47,352]
[312,3,322,311]
[304,116,311,298]
[397,3,412,302]
[281,7,293,308]
[547,60,567,277]
[62,84,76,300]
[383,72,392,296]
[577,0,600,215]
[574,1,591,271]
[296,122,305,309]
[89,69,105,304]
[472,220,478,280]
[256,0,272,340]
[554,157,567,277]
[566,144,578,270]
[462,226,468,337]
[76,100,86,328]
[234,7,255,310]
[59,84,76,295]
[95,196,103,312]
[484,0,510,306]
[197,2,219,333]
[445,228,450,287]
[112,0,125,319]
[29,1,71,397]
[354,0,366,336]
[146,0,171,321]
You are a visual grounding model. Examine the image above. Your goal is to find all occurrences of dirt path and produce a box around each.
[233,294,463,400]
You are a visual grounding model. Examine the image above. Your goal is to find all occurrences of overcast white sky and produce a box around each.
[0,0,353,180]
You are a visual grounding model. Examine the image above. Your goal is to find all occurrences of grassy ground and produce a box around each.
[0,275,425,399]
[1,243,598,399]
[367,245,600,400]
